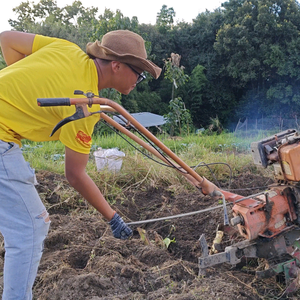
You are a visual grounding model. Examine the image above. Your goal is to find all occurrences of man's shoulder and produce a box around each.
[33,35,79,52]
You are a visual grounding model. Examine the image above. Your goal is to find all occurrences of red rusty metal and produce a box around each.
[222,187,296,240]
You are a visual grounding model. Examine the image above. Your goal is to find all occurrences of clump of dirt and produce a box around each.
[0,170,299,299]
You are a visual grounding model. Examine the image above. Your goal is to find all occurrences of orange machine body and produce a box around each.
[225,187,297,240]
[278,142,300,181]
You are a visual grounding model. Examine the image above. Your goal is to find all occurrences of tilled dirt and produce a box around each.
[0,170,300,299]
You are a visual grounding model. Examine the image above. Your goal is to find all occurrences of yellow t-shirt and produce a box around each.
[0,34,100,154]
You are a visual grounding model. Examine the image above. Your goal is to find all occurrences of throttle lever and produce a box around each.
[50,105,89,136]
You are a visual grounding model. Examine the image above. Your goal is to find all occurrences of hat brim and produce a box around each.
[87,41,161,79]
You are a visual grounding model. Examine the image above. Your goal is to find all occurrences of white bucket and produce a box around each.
[93,148,125,172]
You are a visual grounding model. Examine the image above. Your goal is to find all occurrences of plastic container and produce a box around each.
[93,148,125,172]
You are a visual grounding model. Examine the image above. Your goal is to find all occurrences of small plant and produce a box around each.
[208,116,223,134]
[163,225,176,249]
[163,237,176,249]
[164,97,194,136]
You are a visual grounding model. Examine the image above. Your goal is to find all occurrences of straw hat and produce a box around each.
[86,30,161,79]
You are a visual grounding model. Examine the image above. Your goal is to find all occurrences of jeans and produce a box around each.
[0,140,50,300]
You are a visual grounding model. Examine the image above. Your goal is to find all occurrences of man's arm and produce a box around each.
[64,146,133,239]
[0,31,36,66]
[64,146,115,221]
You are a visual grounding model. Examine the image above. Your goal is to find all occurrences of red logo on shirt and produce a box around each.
[75,131,91,146]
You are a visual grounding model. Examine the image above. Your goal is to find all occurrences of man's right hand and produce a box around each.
[109,212,133,240]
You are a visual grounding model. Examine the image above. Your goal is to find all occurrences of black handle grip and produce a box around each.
[37,98,71,107]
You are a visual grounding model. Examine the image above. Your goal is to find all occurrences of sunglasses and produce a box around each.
[127,64,146,85]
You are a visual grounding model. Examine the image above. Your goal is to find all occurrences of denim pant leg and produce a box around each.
[0,141,50,300]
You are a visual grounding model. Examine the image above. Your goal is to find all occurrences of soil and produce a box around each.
[0,170,300,300]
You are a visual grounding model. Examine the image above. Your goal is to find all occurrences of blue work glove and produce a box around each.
[109,212,133,240]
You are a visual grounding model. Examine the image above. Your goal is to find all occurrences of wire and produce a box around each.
[101,117,198,175]
[112,114,188,174]
[234,191,266,203]
[192,161,233,188]
[126,203,227,225]
[99,119,178,168]
[99,116,233,188]
[126,191,267,226]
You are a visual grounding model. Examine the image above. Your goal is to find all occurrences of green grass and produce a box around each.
[21,130,274,193]
[22,141,65,173]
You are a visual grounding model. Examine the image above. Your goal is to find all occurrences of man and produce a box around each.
[0,29,161,300]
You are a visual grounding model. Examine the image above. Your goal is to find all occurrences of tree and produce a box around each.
[164,53,189,100]
[163,53,192,135]
[172,9,238,128]
[214,0,300,117]
[156,5,175,34]
[184,65,208,124]
[121,82,162,114]
[91,9,139,41]
[9,0,98,49]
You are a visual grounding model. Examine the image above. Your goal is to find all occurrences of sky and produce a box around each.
[0,0,224,32]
